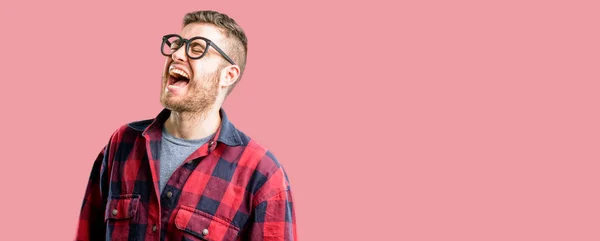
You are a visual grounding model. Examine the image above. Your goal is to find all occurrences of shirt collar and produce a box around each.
[127,108,243,147]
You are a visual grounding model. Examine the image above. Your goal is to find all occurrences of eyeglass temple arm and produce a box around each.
[210,43,236,65]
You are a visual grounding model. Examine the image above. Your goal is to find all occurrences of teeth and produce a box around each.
[169,67,189,79]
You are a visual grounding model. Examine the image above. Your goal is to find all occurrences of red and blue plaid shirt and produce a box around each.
[75,108,297,241]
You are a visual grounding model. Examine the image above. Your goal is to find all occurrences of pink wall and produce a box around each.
[1,0,599,240]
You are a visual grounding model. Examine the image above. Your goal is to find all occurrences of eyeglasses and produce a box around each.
[160,34,236,65]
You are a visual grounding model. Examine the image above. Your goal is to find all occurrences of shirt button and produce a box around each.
[202,229,209,235]
[152,225,157,232]
[111,209,118,216]
[166,191,173,198]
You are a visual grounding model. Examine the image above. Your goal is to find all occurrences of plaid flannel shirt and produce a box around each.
[75,108,297,241]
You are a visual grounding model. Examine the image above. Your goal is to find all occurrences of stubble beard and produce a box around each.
[160,71,220,116]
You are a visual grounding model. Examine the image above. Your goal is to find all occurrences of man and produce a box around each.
[76,10,297,241]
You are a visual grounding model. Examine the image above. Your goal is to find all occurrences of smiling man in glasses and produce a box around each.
[76,10,297,241]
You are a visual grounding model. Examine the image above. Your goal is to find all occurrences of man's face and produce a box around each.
[160,23,228,113]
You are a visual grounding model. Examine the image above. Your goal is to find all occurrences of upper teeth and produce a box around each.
[170,68,189,79]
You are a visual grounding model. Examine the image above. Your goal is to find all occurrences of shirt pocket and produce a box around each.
[104,194,141,222]
[174,205,241,241]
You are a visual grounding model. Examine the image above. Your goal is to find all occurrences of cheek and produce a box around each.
[190,59,222,76]
[189,61,223,87]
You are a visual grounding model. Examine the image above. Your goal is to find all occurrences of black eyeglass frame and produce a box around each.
[161,34,236,65]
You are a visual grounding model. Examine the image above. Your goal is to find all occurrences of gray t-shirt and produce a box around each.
[159,127,214,194]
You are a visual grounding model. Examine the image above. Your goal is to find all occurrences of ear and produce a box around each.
[219,64,241,89]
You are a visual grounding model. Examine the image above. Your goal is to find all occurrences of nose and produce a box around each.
[171,45,187,62]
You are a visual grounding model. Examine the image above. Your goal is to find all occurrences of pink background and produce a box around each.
[1,0,599,240]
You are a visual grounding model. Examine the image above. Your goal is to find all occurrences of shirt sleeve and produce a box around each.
[75,146,109,241]
[247,165,298,241]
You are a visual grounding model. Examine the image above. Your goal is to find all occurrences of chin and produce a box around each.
[160,96,182,111]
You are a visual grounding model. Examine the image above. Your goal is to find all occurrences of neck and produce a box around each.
[164,107,221,140]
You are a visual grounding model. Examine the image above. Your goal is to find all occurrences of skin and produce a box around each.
[160,22,241,140]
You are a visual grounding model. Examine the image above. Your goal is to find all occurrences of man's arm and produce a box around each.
[247,160,298,241]
[75,146,109,241]
[250,186,297,241]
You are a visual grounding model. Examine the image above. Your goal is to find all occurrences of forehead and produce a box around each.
[179,23,226,44]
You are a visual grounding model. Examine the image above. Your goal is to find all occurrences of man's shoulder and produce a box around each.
[237,131,282,168]
[239,134,292,203]
[239,132,289,182]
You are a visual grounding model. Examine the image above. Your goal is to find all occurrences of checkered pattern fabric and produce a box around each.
[76,108,297,241]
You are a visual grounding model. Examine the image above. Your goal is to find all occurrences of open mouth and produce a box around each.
[168,67,190,89]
